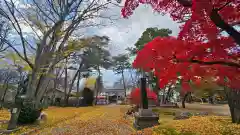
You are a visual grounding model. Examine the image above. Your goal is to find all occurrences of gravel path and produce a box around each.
[36,105,135,135]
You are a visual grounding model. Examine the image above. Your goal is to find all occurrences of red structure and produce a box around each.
[129,88,157,106]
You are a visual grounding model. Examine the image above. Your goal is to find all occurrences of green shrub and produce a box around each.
[17,106,42,124]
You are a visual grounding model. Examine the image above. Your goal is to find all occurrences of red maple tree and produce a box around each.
[122,0,240,90]
[129,88,157,105]
[122,0,240,123]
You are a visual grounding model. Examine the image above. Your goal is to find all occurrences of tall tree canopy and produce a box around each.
[0,0,116,106]
[122,0,240,123]
[127,27,172,90]
[122,0,240,89]
[112,54,131,96]
[83,36,112,70]
[0,0,119,128]
[129,28,172,54]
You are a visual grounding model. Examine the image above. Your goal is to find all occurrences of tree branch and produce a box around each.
[210,9,240,45]
[3,0,34,68]
[32,0,56,23]
[177,0,192,7]
[175,55,240,68]
[177,0,240,45]
[216,0,231,11]
[190,59,240,68]
[5,40,34,69]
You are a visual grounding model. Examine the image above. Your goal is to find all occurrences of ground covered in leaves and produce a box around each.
[133,116,240,135]
[1,104,240,135]
[134,107,240,135]
[0,105,135,135]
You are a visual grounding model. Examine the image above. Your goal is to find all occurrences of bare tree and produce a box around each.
[0,69,19,108]
[0,19,10,58]
[0,0,119,129]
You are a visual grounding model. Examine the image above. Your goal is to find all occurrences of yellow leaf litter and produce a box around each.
[0,105,135,135]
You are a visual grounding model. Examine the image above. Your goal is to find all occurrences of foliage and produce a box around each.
[122,0,240,92]
[130,88,157,105]
[112,54,131,74]
[127,28,172,56]
[190,77,223,98]
[112,54,131,95]
[82,36,112,70]
[126,28,172,91]
[132,28,172,54]
[17,106,42,124]
[132,36,240,91]
[0,0,117,115]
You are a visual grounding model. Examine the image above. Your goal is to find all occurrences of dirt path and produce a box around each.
[35,105,135,135]
[156,103,230,116]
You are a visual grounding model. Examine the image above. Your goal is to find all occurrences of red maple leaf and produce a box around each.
[122,0,240,91]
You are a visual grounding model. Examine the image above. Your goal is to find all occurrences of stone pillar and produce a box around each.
[133,77,159,130]
[140,78,148,109]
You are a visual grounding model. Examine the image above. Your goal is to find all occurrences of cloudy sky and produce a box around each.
[4,0,181,88]
[91,3,181,87]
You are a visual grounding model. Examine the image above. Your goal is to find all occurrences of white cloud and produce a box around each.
[7,1,181,87]
[90,4,181,86]
[95,5,180,55]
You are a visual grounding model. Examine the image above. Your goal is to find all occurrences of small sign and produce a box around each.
[12,108,18,113]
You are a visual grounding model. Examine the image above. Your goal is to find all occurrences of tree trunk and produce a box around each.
[165,88,172,104]
[0,83,9,108]
[228,98,240,124]
[7,107,21,130]
[162,89,165,104]
[76,71,81,107]
[95,66,101,105]
[35,70,55,108]
[182,92,190,108]
[121,69,127,97]
[226,90,240,124]
[52,69,64,105]
[64,60,68,106]
[66,63,83,106]
[129,69,135,86]
[153,76,160,106]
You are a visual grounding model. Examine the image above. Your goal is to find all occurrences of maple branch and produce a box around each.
[174,55,240,68]
[210,9,240,45]
[177,0,240,45]
[189,59,240,68]
[177,0,192,7]
[216,1,231,11]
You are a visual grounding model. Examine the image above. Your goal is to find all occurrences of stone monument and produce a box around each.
[133,77,159,130]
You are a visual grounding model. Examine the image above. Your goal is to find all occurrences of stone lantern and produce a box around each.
[133,72,159,130]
